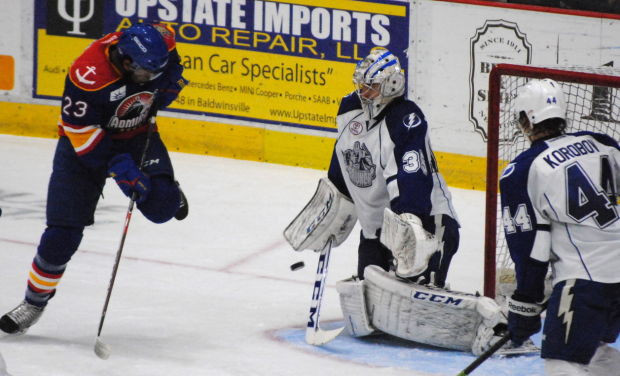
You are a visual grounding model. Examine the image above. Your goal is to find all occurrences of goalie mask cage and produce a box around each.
[484,63,620,298]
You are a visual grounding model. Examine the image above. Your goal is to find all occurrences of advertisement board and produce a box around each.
[412,0,620,157]
[34,0,409,132]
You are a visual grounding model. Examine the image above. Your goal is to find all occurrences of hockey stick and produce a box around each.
[456,332,511,376]
[94,99,159,360]
[305,236,345,345]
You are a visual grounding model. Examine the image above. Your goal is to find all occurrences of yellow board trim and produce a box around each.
[0,101,487,190]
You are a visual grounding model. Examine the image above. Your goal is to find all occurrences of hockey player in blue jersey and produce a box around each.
[284,49,519,354]
[501,78,620,374]
[0,23,189,335]
[328,48,460,284]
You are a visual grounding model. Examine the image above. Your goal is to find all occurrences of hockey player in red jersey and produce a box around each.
[0,23,189,334]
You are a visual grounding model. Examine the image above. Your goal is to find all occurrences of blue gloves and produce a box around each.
[108,153,151,203]
[507,294,543,346]
[159,63,188,108]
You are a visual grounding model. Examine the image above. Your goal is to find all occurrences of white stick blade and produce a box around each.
[94,337,111,360]
[305,327,344,346]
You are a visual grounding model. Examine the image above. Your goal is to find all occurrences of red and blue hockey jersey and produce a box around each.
[58,24,183,168]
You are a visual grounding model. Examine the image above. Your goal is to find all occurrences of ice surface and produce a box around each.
[1,135,611,376]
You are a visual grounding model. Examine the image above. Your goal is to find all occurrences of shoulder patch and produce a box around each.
[69,33,121,91]
[500,163,516,179]
[403,112,422,129]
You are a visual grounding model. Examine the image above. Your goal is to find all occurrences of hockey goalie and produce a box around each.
[285,180,516,355]
[284,48,535,356]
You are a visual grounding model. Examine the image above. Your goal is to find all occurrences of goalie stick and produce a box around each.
[305,237,344,345]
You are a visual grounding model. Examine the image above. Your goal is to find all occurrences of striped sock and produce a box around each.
[25,255,66,307]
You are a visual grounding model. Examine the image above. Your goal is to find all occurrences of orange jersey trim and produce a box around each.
[58,119,106,156]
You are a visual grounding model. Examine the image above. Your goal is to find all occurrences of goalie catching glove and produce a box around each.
[379,208,438,279]
[283,178,357,251]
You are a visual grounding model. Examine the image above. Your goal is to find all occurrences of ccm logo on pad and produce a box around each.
[412,291,463,306]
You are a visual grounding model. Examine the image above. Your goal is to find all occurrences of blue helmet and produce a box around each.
[117,24,169,73]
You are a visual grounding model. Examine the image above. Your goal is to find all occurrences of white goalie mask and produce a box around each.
[515,78,567,126]
[353,49,406,118]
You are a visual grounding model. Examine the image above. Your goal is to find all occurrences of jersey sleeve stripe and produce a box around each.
[387,178,399,201]
[59,121,105,156]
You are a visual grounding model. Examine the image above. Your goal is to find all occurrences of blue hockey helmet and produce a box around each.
[117,24,169,74]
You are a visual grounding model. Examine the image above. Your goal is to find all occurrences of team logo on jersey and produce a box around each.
[342,141,376,188]
[349,121,363,135]
[501,163,516,179]
[107,91,153,131]
[403,113,422,129]
[75,66,97,85]
[110,86,126,101]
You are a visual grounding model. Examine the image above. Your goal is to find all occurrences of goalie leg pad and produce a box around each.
[336,277,375,337]
[363,265,504,353]
[379,208,438,278]
[284,178,357,251]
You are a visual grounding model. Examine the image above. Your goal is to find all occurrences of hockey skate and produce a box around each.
[496,337,539,356]
[0,301,44,334]
[174,181,188,220]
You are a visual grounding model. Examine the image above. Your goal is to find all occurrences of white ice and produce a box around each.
[0,134,486,376]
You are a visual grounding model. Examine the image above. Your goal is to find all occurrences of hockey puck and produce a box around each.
[290,261,305,271]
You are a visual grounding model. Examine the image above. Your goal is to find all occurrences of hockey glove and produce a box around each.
[507,294,543,346]
[159,63,188,108]
[108,153,151,203]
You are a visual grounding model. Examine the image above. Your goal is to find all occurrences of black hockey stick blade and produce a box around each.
[456,332,510,376]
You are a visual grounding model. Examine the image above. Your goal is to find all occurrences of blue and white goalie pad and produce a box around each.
[284,178,357,251]
[362,265,506,355]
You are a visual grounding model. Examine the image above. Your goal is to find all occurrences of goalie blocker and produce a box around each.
[283,178,357,252]
[338,265,517,355]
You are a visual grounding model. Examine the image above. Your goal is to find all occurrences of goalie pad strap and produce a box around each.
[336,278,375,337]
[507,297,543,317]
[363,265,504,353]
[283,178,357,251]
